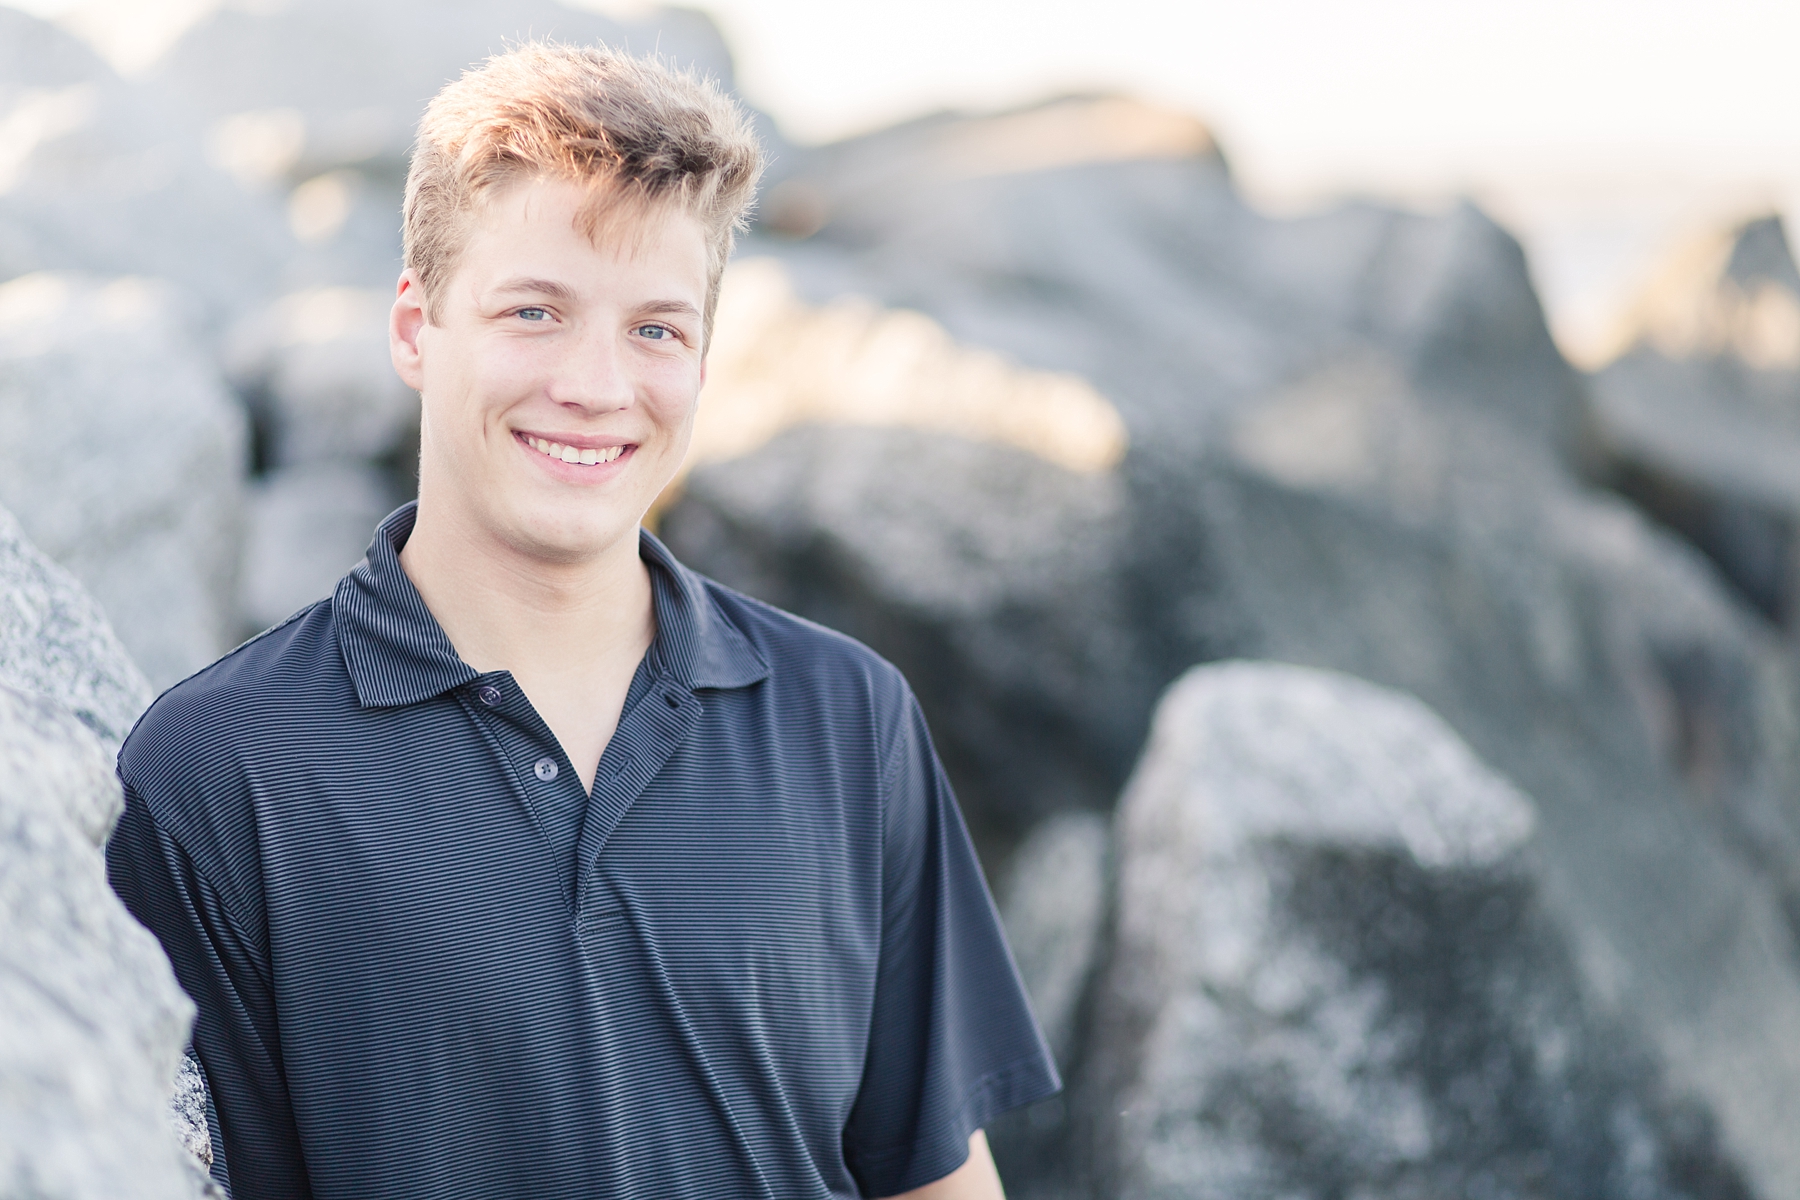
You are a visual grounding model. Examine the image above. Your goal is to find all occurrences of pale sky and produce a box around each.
[9,0,1800,361]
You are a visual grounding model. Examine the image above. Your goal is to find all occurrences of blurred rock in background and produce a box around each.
[5,1,1800,1196]
[0,273,243,688]
[1588,215,1800,627]
[224,287,415,628]
[0,8,290,322]
[665,91,1800,1196]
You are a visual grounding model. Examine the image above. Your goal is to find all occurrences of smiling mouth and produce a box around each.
[521,434,628,466]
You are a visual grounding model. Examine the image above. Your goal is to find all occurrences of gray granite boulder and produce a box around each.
[0,510,211,1195]
[0,503,151,750]
[0,272,247,688]
[752,96,1581,467]
[661,425,1145,847]
[0,683,212,1199]
[1063,662,1747,1200]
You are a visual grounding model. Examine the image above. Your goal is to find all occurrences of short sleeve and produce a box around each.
[841,691,1061,1196]
[106,785,315,1200]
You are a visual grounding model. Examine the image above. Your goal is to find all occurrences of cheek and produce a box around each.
[642,358,703,429]
[422,332,544,415]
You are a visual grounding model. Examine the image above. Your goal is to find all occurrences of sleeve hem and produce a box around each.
[845,1054,1063,1194]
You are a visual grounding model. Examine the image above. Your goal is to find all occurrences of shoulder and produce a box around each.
[114,599,347,924]
[119,599,345,813]
[685,572,931,799]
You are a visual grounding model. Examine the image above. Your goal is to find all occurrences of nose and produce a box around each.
[546,323,633,415]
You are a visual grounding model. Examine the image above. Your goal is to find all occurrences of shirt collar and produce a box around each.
[335,502,768,709]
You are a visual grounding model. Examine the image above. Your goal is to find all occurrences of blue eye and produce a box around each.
[517,307,550,322]
[636,324,672,340]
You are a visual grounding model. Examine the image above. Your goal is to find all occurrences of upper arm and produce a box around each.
[879,1131,1006,1200]
[107,786,314,1199]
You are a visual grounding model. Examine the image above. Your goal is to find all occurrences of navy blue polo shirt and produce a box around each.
[106,503,1058,1200]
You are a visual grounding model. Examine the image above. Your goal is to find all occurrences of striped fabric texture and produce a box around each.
[106,504,1059,1200]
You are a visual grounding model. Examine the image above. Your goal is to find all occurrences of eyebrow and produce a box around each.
[639,300,703,320]
[489,277,579,302]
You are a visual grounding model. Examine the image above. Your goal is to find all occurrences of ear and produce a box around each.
[390,269,428,392]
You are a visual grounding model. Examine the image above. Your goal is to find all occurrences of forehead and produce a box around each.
[455,178,708,293]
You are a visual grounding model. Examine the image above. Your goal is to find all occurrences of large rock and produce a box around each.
[220,286,413,634]
[1049,662,1749,1199]
[751,95,1582,465]
[0,503,151,750]
[147,0,737,173]
[0,509,209,1197]
[0,7,291,321]
[0,686,212,1200]
[665,96,1800,1194]
[662,425,1145,845]
[1587,215,1800,625]
[0,272,247,688]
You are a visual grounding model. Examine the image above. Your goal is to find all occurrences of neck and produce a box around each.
[398,498,654,680]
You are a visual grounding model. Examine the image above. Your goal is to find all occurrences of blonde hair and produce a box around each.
[404,42,763,341]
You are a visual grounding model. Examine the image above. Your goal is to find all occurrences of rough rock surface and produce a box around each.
[1051,662,1749,1199]
[686,257,1126,486]
[751,96,1581,467]
[0,509,210,1196]
[0,272,246,687]
[0,504,151,750]
[1587,215,1800,624]
[0,684,211,1200]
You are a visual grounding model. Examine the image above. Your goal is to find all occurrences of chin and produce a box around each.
[498,497,639,564]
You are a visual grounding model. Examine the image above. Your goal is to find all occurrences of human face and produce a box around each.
[391,179,709,565]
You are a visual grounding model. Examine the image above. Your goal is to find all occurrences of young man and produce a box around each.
[106,43,1057,1200]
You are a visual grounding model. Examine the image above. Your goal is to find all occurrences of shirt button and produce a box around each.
[534,757,559,782]
[477,685,502,706]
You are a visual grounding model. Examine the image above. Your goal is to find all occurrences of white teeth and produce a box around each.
[523,434,626,465]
